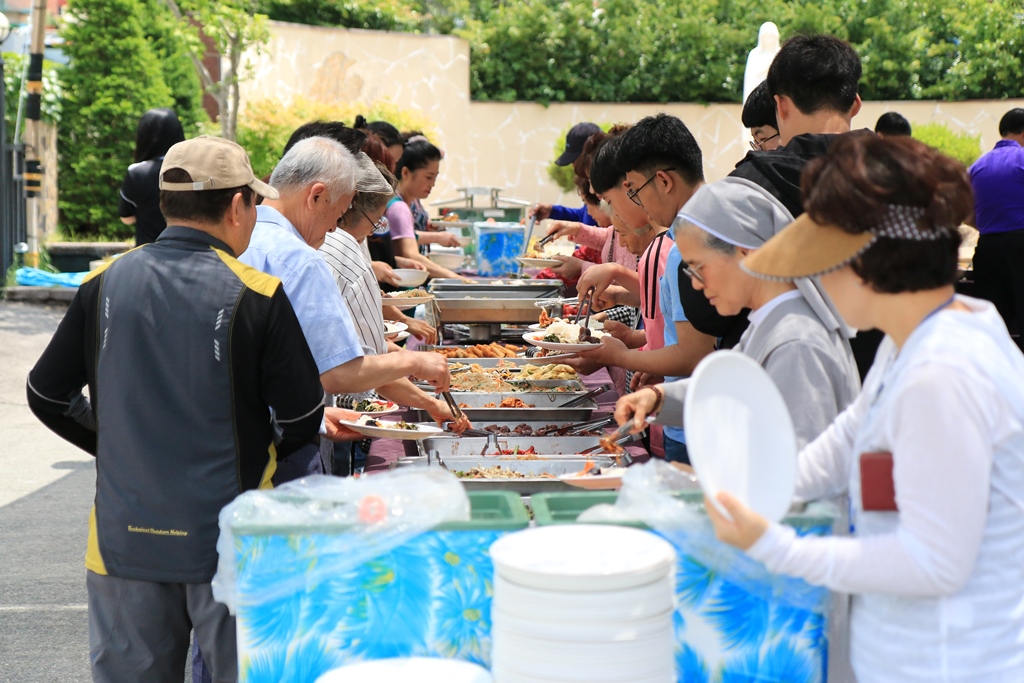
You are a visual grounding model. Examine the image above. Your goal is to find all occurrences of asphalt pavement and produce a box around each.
[0,300,94,682]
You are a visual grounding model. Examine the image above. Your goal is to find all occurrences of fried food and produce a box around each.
[499,397,534,408]
[432,343,525,359]
[538,309,555,328]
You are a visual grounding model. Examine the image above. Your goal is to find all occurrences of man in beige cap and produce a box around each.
[27,135,327,682]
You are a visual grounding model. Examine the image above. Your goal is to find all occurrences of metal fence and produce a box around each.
[1,141,28,279]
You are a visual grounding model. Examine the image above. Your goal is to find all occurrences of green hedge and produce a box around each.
[458,0,1024,104]
[256,0,1024,104]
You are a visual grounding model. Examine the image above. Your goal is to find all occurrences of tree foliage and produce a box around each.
[58,0,176,238]
[3,53,63,143]
[236,95,439,178]
[156,0,270,141]
[458,0,1024,103]
[912,122,983,167]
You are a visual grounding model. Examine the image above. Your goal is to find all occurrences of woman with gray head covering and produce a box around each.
[614,177,860,449]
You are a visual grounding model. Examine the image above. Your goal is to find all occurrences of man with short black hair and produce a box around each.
[27,136,326,683]
[969,108,1024,348]
[875,111,912,137]
[743,80,780,151]
[576,113,717,462]
[528,121,603,226]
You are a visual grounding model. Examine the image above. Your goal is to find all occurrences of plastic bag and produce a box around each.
[211,470,470,615]
[15,267,87,288]
[578,459,831,614]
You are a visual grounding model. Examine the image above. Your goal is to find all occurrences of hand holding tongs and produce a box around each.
[440,391,500,455]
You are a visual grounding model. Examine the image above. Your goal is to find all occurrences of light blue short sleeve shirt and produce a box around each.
[240,206,364,374]
[660,244,688,443]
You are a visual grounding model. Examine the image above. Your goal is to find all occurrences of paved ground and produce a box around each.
[0,300,94,682]
[0,299,201,682]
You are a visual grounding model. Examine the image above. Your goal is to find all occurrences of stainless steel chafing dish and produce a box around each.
[407,401,599,423]
[397,454,617,494]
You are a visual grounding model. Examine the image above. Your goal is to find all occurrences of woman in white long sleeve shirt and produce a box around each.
[708,135,1024,682]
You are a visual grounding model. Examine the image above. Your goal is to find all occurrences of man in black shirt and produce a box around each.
[28,136,326,683]
[676,35,880,374]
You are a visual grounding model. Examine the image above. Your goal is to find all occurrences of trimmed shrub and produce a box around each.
[913,122,983,167]
[236,95,438,178]
[58,0,175,238]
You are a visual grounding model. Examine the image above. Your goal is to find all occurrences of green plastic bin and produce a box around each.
[436,490,530,531]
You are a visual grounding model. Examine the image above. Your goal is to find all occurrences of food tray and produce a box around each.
[430,278,563,292]
[433,297,553,324]
[448,379,587,394]
[445,356,573,367]
[447,392,590,407]
[433,289,558,300]
[416,435,633,458]
[397,456,617,495]
[407,404,598,423]
[464,420,614,436]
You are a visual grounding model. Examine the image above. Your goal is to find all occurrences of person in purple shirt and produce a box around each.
[969,108,1024,348]
[528,122,602,226]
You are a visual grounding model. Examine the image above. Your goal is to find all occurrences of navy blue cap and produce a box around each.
[554,122,602,167]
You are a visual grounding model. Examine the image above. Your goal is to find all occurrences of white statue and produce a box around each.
[743,22,781,104]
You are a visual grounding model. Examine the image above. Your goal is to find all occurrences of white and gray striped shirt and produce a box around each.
[319,230,387,356]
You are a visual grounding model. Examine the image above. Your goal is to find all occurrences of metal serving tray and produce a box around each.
[433,289,557,300]
[430,278,563,292]
[396,455,617,494]
[448,392,589,407]
[443,356,575,368]
[466,419,614,436]
[407,403,599,423]
[416,435,627,457]
[448,380,587,393]
[433,296,550,324]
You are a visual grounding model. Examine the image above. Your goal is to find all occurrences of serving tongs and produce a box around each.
[584,415,657,461]
[440,391,502,456]
[574,287,600,345]
[565,415,615,435]
[560,382,613,409]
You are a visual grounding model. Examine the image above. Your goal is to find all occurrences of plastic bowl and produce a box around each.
[428,252,465,270]
[391,269,429,287]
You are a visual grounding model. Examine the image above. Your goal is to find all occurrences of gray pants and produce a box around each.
[86,571,237,683]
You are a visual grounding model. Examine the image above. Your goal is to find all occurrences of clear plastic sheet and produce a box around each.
[578,460,832,615]
[212,470,470,615]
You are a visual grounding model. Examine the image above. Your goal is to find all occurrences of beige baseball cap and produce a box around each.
[159,135,279,200]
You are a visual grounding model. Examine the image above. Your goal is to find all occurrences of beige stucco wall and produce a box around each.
[241,21,1023,213]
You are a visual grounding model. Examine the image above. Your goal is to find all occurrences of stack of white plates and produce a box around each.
[315,657,493,683]
[489,525,677,683]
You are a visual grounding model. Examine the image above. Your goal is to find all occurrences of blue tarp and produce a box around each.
[15,267,87,288]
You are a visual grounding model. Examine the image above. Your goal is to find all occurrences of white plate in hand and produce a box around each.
[684,350,797,523]
[338,417,444,440]
[381,294,434,307]
[522,331,605,353]
[518,257,562,268]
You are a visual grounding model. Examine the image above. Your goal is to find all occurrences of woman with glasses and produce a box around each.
[613,176,859,451]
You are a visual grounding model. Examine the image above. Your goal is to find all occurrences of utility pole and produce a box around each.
[23,0,47,268]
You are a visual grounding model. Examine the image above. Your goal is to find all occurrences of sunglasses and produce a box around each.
[627,168,676,206]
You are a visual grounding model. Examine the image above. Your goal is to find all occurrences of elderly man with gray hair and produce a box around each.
[238,135,450,479]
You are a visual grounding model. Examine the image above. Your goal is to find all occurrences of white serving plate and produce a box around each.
[489,525,677,593]
[338,417,444,440]
[523,331,606,353]
[383,321,408,340]
[517,257,562,268]
[684,350,797,523]
[380,294,434,307]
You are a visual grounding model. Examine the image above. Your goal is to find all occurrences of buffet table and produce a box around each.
[365,367,646,472]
